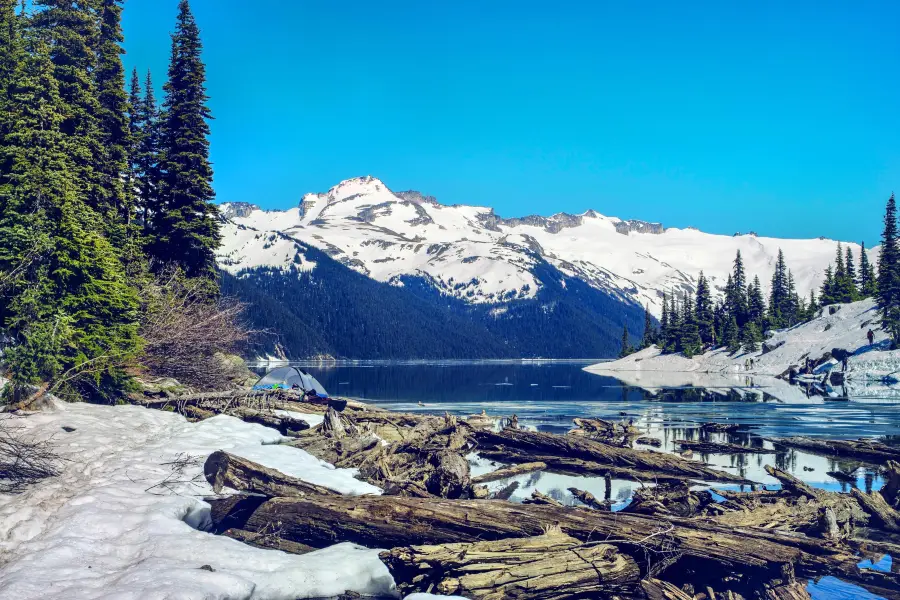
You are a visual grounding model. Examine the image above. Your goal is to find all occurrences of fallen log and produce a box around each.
[641,578,694,600]
[636,437,662,447]
[701,422,742,433]
[764,581,812,600]
[380,527,641,600]
[570,417,640,446]
[471,461,546,484]
[475,428,750,483]
[522,490,563,507]
[675,440,776,455]
[203,451,339,498]
[851,489,900,532]
[209,493,899,596]
[222,528,315,555]
[769,437,900,463]
[491,480,520,500]
[476,448,728,485]
[764,465,820,500]
[567,487,608,510]
[229,408,309,436]
[883,460,900,507]
[624,484,713,518]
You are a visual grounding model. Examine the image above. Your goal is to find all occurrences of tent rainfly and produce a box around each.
[252,366,329,397]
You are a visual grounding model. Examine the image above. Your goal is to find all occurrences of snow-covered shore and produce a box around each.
[587,298,890,381]
[0,399,400,600]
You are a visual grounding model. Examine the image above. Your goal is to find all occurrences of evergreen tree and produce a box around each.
[725,251,748,326]
[878,193,900,345]
[724,315,741,355]
[820,265,836,306]
[134,70,161,227]
[91,0,129,242]
[640,303,655,349]
[0,24,139,395]
[747,275,766,330]
[127,69,142,199]
[659,292,669,352]
[786,270,800,325]
[741,321,762,353]
[845,245,858,300]
[619,323,630,358]
[859,241,877,298]
[153,0,220,281]
[768,249,789,328]
[679,293,702,357]
[807,289,818,320]
[694,271,714,346]
[32,0,109,221]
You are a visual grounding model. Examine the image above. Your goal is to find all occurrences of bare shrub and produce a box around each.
[0,416,60,493]
[138,269,255,391]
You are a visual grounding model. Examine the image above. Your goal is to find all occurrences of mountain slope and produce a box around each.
[221,239,647,359]
[219,176,871,318]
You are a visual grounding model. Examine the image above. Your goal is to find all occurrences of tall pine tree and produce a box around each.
[694,271,714,346]
[134,70,161,227]
[152,0,220,282]
[859,241,877,298]
[878,193,900,345]
[91,0,129,243]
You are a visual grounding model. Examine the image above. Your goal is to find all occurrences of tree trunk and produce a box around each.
[380,528,641,600]
[203,450,340,498]
[675,440,776,454]
[471,461,547,484]
[851,488,900,532]
[764,465,820,500]
[475,428,749,483]
[769,437,900,463]
[207,493,899,596]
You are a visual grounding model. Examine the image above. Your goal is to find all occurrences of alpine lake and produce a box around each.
[250,359,899,600]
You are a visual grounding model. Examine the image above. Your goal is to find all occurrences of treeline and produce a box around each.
[0,1,221,399]
[626,239,878,358]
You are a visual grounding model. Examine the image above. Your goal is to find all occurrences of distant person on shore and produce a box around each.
[867,329,875,346]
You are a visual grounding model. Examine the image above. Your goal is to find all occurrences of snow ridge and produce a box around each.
[218,177,873,315]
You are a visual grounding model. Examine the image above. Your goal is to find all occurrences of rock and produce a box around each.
[199,564,215,572]
[762,339,786,355]
[61,426,76,433]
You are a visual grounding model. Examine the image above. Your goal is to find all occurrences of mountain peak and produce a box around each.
[325,176,390,203]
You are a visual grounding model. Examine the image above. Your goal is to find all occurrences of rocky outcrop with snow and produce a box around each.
[587,298,886,377]
[217,176,869,315]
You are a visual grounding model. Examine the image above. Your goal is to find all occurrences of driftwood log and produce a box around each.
[569,417,640,446]
[380,528,640,600]
[471,461,547,484]
[851,488,900,532]
[765,465,821,500]
[770,436,900,463]
[203,450,339,497]
[475,428,750,483]
[208,493,900,596]
[567,487,609,510]
[675,440,777,455]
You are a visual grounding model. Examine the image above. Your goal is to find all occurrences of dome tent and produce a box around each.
[253,366,328,397]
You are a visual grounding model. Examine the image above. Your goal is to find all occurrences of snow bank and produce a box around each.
[846,349,900,382]
[588,299,886,378]
[0,401,392,600]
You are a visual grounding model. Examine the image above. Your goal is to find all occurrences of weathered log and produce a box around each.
[567,487,609,510]
[826,470,858,484]
[522,490,563,507]
[570,417,640,446]
[477,448,730,485]
[475,428,750,483]
[491,480,520,500]
[641,578,694,600]
[851,488,900,532]
[380,528,641,600]
[769,437,900,463]
[636,436,662,447]
[222,528,315,555]
[229,408,309,436]
[764,465,820,500]
[210,493,900,595]
[471,461,547,484]
[883,460,900,507]
[817,507,840,540]
[763,581,812,600]
[675,440,776,455]
[701,422,742,433]
[203,450,339,498]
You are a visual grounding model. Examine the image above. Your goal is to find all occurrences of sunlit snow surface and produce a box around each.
[217,176,870,315]
[0,400,390,600]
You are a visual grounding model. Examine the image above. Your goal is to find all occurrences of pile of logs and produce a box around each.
[188,400,900,600]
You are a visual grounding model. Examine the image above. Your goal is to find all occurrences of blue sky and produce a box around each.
[122,0,900,243]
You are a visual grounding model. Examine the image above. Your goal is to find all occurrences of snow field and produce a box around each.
[0,400,395,600]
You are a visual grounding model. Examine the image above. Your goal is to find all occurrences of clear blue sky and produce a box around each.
[122,0,900,244]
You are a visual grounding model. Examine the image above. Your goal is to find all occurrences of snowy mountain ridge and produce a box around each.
[217,175,872,316]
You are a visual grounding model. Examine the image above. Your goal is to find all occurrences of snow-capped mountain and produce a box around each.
[218,176,870,317]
